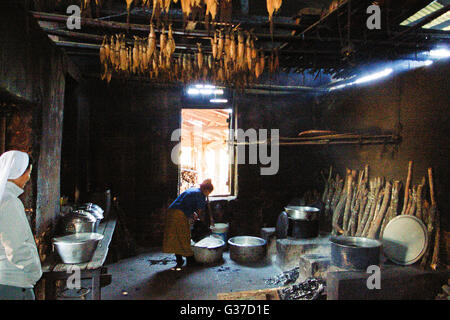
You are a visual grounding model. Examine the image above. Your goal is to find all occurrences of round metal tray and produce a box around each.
[381,215,428,265]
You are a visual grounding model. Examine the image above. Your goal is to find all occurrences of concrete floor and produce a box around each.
[100,248,282,300]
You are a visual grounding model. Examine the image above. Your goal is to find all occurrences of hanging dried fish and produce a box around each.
[180,0,192,21]
[211,31,218,60]
[206,0,218,21]
[245,33,253,71]
[132,36,139,74]
[160,25,167,58]
[237,31,245,69]
[104,37,110,60]
[126,0,134,24]
[224,32,231,64]
[229,31,236,63]
[115,35,121,69]
[267,0,283,37]
[163,0,171,13]
[197,43,203,70]
[207,54,213,70]
[148,23,156,59]
[217,30,224,60]
[151,0,162,23]
[100,36,107,64]
[120,36,128,72]
[165,24,176,59]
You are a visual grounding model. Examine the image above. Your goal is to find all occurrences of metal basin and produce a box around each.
[330,236,382,271]
[228,236,267,263]
[284,206,320,221]
[52,233,104,264]
[192,237,226,264]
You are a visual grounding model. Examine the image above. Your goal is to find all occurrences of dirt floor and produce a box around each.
[100,248,282,300]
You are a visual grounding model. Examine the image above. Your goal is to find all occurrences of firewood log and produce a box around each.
[332,192,347,235]
[404,189,413,215]
[342,169,354,233]
[380,180,400,236]
[356,178,376,237]
[410,186,418,216]
[428,167,440,270]
[357,187,369,230]
[415,177,425,220]
[362,177,383,237]
[367,181,391,239]
[420,168,437,269]
[401,161,413,215]
[345,169,364,236]
[330,176,343,212]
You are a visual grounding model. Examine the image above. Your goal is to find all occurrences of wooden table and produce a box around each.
[42,216,117,300]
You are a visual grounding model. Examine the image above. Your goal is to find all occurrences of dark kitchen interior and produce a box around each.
[0,0,449,302]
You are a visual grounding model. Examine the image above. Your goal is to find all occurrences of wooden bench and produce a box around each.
[42,215,117,300]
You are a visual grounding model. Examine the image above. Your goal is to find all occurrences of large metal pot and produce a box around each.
[330,236,382,271]
[228,236,267,263]
[192,237,225,264]
[284,206,321,239]
[60,211,97,235]
[52,233,104,264]
[76,203,104,231]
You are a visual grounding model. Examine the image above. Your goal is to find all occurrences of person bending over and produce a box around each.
[162,179,214,270]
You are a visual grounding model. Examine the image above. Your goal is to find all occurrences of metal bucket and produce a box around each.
[228,236,267,263]
[330,236,382,271]
[192,237,225,264]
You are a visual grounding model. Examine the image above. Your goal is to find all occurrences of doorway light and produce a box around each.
[210,99,228,103]
[188,84,224,95]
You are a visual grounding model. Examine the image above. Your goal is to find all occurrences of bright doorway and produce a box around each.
[179,108,233,197]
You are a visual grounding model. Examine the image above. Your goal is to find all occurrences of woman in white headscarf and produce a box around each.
[0,150,42,300]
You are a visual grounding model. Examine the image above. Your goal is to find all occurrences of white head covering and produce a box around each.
[0,150,30,202]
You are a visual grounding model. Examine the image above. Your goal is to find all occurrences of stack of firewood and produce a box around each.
[321,161,441,270]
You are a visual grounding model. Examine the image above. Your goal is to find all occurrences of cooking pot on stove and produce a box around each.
[277,206,321,239]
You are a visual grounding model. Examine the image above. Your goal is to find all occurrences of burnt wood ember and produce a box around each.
[265,267,299,286]
[278,278,326,300]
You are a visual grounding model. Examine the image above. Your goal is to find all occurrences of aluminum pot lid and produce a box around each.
[284,206,320,213]
[382,215,428,265]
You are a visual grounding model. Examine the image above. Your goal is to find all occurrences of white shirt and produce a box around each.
[0,181,42,288]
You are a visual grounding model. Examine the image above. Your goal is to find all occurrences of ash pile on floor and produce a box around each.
[265,267,326,300]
